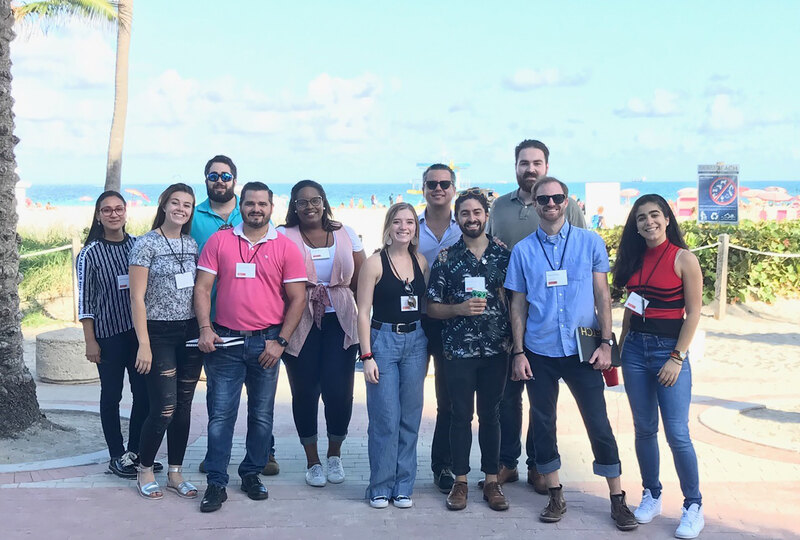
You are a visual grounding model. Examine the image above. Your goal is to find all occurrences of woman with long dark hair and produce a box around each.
[77,191,153,478]
[357,202,429,509]
[128,183,203,500]
[613,194,705,538]
[277,180,365,487]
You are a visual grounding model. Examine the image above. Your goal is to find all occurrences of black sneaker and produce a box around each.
[126,451,163,473]
[241,474,269,500]
[108,457,137,479]
[200,484,228,513]
[434,468,455,494]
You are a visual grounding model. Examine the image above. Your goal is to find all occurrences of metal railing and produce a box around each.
[19,237,81,323]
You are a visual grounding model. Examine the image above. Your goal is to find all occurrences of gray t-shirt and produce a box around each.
[129,230,198,321]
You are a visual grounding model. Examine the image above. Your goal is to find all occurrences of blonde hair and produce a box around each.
[381,202,419,254]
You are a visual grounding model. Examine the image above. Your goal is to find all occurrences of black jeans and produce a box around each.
[422,316,452,475]
[445,354,508,476]
[498,377,537,469]
[95,328,148,458]
[138,319,203,467]
[282,313,358,445]
[528,351,621,478]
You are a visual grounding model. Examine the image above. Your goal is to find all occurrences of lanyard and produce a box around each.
[536,224,572,271]
[635,242,669,321]
[301,229,331,249]
[238,235,264,264]
[158,228,185,272]
[386,251,414,295]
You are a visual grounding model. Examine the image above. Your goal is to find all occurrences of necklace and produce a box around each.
[386,251,414,295]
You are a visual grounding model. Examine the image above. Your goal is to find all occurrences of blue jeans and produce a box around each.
[622,331,702,507]
[365,323,428,499]
[498,377,536,469]
[204,325,281,487]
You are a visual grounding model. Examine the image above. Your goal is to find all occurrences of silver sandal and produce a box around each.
[136,465,163,500]
[166,466,198,499]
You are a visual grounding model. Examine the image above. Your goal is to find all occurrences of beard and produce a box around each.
[243,212,268,228]
[207,185,235,203]
[459,220,486,238]
[516,171,539,193]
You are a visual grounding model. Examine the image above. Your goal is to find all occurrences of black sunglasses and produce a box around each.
[207,172,234,183]
[535,194,567,205]
[425,180,452,190]
[459,187,483,196]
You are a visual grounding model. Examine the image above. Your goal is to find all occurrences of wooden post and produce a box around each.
[70,237,80,324]
[713,233,730,320]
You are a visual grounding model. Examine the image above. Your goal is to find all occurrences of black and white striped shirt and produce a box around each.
[76,235,136,339]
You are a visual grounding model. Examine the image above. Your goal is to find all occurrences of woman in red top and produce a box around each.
[613,194,705,539]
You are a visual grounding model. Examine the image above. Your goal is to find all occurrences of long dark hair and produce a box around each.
[151,183,195,235]
[84,191,127,248]
[612,194,688,289]
[283,180,342,231]
[381,202,419,255]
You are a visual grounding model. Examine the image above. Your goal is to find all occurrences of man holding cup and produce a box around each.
[426,189,512,512]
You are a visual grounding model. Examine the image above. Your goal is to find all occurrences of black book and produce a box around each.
[575,327,621,367]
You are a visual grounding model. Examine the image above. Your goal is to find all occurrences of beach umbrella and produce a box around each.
[742,189,766,200]
[124,188,151,203]
[755,190,792,202]
[763,186,788,193]
[620,188,639,204]
[677,187,698,197]
[78,196,92,202]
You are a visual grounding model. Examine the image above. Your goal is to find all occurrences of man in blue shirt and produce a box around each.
[505,177,637,531]
[417,163,462,494]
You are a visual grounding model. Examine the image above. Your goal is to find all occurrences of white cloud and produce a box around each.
[503,68,588,91]
[615,89,679,118]
[706,94,744,131]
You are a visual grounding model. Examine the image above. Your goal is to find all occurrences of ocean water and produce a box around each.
[24,179,800,208]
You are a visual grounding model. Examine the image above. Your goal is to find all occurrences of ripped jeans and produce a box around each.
[137,319,203,468]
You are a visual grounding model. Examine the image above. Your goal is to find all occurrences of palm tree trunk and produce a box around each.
[0,1,43,438]
[104,0,133,192]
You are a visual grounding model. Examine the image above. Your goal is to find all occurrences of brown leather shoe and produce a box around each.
[478,465,518,488]
[446,481,468,511]
[527,467,548,495]
[611,491,638,531]
[539,485,566,523]
[482,481,509,511]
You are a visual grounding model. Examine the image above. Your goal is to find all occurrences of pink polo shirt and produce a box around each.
[198,224,307,330]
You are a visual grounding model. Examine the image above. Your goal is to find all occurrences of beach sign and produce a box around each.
[698,163,739,224]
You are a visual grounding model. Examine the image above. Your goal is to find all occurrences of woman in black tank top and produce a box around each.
[356,203,429,508]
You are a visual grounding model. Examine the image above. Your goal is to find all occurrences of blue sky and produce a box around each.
[10,0,800,185]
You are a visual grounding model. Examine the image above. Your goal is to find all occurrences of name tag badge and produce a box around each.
[309,247,330,260]
[624,291,649,315]
[175,271,194,289]
[400,295,419,312]
[545,269,568,287]
[116,274,130,290]
[235,262,257,279]
[464,276,486,293]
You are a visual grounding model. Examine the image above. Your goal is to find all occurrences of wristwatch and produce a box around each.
[671,349,686,361]
[275,336,289,347]
[600,338,614,346]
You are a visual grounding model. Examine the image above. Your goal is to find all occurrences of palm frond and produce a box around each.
[12,0,118,24]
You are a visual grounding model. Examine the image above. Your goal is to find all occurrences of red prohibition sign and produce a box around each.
[709,176,736,205]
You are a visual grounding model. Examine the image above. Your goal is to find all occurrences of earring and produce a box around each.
[386,237,393,246]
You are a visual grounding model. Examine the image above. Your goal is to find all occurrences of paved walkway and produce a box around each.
[2,323,799,539]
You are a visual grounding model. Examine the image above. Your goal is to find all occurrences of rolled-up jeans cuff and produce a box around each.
[299,434,318,446]
[327,432,347,443]
[593,461,621,478]
[536,456,561,475]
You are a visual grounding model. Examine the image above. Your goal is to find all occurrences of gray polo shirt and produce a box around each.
[487,188,586,250]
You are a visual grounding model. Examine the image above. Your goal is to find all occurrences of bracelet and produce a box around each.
[199,325,212,330]
[512,351,525,357]
[359,353,374,361]
[669,356,683,366]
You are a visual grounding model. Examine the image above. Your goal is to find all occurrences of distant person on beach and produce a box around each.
[128,183,203,501]
[358,198,365,208]
[357,202,429,509]
[371,194,377,208]
[418,164,460,494]
[277,180,365,488]
[505,177,638,531]
[77,191,153,480]
[427,189,511,512]
[389,194,394,206]
[591,206,607,230]
[396,194,404,203]
[349,197,354,208]
[485,139,586,495]
[194,182,306,512]
[613,194,705,538]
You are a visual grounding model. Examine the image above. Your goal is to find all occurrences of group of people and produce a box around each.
[76,140,705,538]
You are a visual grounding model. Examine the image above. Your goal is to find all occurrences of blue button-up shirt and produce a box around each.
[418,209,462,270]
[504,221,610,357]
[191,197,242,254]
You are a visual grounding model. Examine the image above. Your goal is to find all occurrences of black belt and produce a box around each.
[215,324,273,337]
[371,320,418,334]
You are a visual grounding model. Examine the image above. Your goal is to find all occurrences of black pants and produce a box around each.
[498,377,537,469]
[282,313,358,445]
[138,319,203,467]
[95,329,148,458]
[423,316,451,475]
[528,351,621,478]
[446,354,508,476]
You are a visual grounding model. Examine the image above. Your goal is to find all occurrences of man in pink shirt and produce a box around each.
[194,182,307,512]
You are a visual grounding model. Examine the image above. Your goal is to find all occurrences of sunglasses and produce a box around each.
[425,180,452,190]
[459,187,483,196]
[535,194,567,205]
[99,206,125,217]
[206,172,234,183]
[295,196,323,209]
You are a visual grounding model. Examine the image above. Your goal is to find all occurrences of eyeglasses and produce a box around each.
[425,180,452,190]
[295,196,323,209]
[535,194,567,205]
[99,206,126,217]
[206,172,234,183]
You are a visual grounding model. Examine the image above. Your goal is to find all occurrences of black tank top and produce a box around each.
[372,250,425,324]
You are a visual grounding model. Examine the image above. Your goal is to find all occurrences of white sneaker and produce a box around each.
[675,503,704,539]
[392,495,413,508]
[369,496,389,509]
[327,456,345,484]
[634,488,662,524]
[305,464,326,487]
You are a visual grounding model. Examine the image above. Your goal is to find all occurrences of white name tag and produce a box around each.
[545,269,568,287]
[309,247,330,260]
[175,271,194,289]
[464,276,486,293]
[235,262,256,278]
[116,274,129,290]
[624,291,649,315]
[400,295,419,312]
